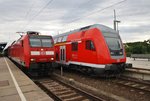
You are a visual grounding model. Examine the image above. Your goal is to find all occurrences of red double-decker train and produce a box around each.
[53,24,131,75]
[8,31,55,75]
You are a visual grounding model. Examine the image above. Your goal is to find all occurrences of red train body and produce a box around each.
[53,24,128,74]
[8,31,55,74]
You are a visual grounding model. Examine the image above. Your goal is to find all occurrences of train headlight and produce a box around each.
[119,52,123,54]
[30,58,36,62]
[50,58,54,61]
[110,52,114,55]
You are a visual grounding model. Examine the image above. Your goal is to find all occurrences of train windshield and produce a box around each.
[41,39,52,47]
[105,37,122,50]
[30,36,53,47]
[30,38,41,47]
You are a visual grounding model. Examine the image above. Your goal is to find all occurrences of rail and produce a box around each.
[34,77,105,101]
[112,77,150,94]
[131,54,150,61]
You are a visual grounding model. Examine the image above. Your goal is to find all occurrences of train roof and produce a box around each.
[27,31,40,35]
[54,24,118,38]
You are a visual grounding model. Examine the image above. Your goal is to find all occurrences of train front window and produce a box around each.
[105,37,122,50]
[30,37,53,47]
[42,39,53,47]
[30,38,41,47]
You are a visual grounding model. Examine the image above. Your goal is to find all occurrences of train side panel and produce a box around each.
[53,24,129,75]
[8,32,55,74]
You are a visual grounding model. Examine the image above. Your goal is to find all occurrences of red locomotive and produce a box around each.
[8,31,55,75]
[53,24,130,75]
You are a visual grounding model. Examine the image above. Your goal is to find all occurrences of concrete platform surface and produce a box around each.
[0,57,53,101]
[127,57,150,69]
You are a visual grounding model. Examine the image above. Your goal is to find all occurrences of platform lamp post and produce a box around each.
[61,66,63,76]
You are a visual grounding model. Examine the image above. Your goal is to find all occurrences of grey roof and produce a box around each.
[53,24,118,38]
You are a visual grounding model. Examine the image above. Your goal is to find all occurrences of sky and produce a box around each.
[0,0,150,44]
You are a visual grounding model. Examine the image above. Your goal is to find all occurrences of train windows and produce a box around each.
[72,42,78,51]
[62,36,68,42]
[42,39,53,47]
[54,38,58,44]
[105,37,122,50]
[30,38,41,47]
[30,36,53,47]
[86,40,95,51]
[58,37,62,42]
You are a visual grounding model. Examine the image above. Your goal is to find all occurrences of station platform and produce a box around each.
[127,57,150,69]
[0,57,53,101]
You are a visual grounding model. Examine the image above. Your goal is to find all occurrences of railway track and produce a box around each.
[34,77,105,101]
[112,77,150,94]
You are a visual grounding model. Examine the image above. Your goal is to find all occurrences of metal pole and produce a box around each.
[61,66,63,76]
[113,9,121,31]
[114,9,116,30]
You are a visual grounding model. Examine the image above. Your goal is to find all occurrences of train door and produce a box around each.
[60,46,66,63]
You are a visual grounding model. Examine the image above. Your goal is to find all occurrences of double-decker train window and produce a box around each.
[86,40,95,51]
[58,37,62,42]
[72,42,78,51]
[62,36,68,42]
[54,38,58,43]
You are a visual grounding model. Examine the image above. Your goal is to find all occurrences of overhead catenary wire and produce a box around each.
[53,0,94,34]
[18,1,37,31]
[24,2,35,20]
[21,0,126,34]
[22,0,92,34]
[63,0,127,27]
[22,0,54,31]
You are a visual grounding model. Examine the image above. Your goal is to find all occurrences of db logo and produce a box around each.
[117,59,120,62]
[40,51,46,55]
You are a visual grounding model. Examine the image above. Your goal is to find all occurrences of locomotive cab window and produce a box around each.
[42,39,53,47]
[30,38,41,47]
[29,36,53,47]
[86,40,95,51]
[72,42,78,51]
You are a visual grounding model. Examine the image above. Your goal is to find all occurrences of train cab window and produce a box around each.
[30,38,41,47]
[62,36,68,42]
[86,40,95,51]
[72,42,78,51]
[58,37,62,42]
[30,36,53,47]
[42,39,53,47]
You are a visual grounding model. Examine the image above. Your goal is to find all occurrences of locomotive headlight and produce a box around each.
[30,58,36,62]
[50,58,54,61]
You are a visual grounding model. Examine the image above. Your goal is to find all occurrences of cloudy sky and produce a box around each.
[0,0,150,44]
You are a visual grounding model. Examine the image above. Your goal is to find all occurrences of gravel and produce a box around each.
[54,68,150,101]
